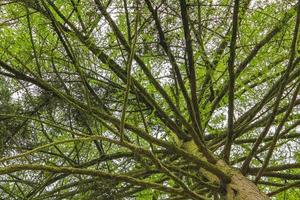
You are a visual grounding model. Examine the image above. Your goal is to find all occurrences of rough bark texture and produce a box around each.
[182,141,270,200]
[226,171,270,200]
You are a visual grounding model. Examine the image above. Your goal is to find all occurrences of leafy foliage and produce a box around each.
[0,0,300,199]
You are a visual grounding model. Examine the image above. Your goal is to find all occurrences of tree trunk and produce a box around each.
[223,165,270,200]
[181,141,270,200]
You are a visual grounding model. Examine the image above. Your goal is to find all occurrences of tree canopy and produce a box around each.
[0,0,300,199]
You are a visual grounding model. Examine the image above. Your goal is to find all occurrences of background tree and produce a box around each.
[0,0,300,199]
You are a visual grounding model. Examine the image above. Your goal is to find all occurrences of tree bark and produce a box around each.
[222,163,270,200]
[181,141,270,200]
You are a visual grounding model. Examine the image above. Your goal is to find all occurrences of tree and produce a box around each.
[0,0,300,199]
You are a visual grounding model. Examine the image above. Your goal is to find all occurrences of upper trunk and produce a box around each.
[181,140,270,200]
[222,162,270,200]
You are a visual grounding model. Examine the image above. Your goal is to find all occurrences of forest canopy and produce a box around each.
[0,0,300,199]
